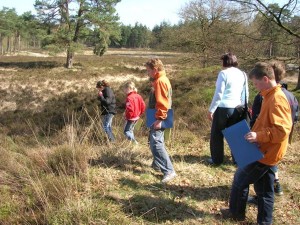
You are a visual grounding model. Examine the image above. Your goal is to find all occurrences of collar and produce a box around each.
[154,70,166,80]
[260,84,281,98]
[127,91,137,96]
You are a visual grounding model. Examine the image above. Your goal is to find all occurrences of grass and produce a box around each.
[0,49,299,224]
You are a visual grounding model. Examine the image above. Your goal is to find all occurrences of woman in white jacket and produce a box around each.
[207,53,248,165]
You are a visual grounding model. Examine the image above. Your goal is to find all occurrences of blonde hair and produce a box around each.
[144,58,165,71]
[124,81,137,92]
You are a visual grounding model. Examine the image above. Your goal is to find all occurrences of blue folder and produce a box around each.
[222,119,264,168]
[146,109,174,128]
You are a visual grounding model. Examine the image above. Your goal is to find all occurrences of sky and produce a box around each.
[0,0,190,29]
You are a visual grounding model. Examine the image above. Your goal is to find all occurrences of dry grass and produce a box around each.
[0,50,299,224]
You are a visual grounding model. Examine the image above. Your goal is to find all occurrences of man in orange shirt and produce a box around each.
[221,62,292,225]
[145,58,176,183]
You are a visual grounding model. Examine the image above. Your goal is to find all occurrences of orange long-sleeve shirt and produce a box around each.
[252,85,292,166]
[153,70,172,120]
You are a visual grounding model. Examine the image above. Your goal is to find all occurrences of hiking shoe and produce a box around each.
[220,208,246,221]
[247,195,258,205]
[161,172,176,183]
[274,181,283,196]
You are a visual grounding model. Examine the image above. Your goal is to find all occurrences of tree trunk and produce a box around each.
[0,34,2,55]
[66,49,74,68]
[296,66,300,90]
[18,34,21,51]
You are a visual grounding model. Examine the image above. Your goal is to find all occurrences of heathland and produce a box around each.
[0,49,299,224]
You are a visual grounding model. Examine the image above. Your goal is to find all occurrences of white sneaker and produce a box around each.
[161,172,176,183]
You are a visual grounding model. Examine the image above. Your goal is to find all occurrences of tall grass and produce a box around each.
[0,51,299,224]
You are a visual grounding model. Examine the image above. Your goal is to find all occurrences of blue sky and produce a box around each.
[0,0,190,29]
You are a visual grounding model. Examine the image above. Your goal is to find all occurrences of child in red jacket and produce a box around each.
[123,81,145,143]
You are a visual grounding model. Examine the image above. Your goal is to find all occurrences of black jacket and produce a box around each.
[98,86,116,115]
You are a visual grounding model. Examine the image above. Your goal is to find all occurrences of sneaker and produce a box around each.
[206,158,221,166]
[207,158,214,164]
[220,208,246,221]
[247,195,258,205]
[161,172,176,183]
[274,181,283,196]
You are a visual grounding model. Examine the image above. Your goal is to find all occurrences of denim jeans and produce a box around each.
[149,127,174,175]
[229,161,274,225]
[124,120,137,141]
[102,113,115,141]
[210,107,240,164]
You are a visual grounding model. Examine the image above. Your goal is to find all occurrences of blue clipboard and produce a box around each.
[222,119,264,168]
[146,109,174,128]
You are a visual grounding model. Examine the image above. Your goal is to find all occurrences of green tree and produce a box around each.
[229,0,300,89]
[34,0,120,68]
[176,0,244,67]
[20,12,47,49]
[0,7,19,54]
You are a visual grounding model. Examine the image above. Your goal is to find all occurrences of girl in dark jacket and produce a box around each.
[96,80,116,142]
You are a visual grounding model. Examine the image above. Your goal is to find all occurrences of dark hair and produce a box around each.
[96,80,109,88]
[221,53,238,67]
[249,62,275,80]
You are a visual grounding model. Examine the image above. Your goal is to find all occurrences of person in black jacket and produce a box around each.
[96,80,116,142]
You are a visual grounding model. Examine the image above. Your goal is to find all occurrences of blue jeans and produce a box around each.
[124,120,137,141]
[210,107,240,164]
[102,114,115,141]
[149,127,175,175]
[229,161,274,225]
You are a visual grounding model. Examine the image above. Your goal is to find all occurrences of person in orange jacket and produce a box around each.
[145,58,176,183]
[221,62,292,225]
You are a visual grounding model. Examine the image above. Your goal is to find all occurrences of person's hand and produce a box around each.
[245,132,257,143]
[98,91,103,97]
[153,120,162,129]
[207,112,213,121]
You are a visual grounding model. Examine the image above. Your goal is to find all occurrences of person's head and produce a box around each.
[123,81,137,94]
[268,60,286,83]
[221,52,238,68]
[96,80,109,90]
[144,58,164,78]
[249,62,276,91]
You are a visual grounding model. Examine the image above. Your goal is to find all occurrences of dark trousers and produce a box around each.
[210,107,240,164]
[229,161,274,225]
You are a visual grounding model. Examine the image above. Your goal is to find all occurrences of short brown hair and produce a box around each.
[221,52,238,67]
[144,58,165,71]
[249,62,275,80]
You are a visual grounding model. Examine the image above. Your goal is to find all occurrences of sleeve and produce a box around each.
[256,98,292,143]
[241,73,249,105]
[99,88,114,105]
[139,95,146,115]
[209,71,226,113]
[154,80,170,120]
[250,93,263,128]
[125,96,134,120]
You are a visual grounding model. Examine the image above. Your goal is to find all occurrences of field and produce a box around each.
[0,49,299,225]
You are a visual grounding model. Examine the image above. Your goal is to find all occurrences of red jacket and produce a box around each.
[125,91,146,120]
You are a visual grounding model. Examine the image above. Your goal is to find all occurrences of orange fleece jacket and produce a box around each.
[153,70,172,120]
[252,85,292,166]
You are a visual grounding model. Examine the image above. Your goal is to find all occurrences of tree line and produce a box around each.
[0,0,299,87]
